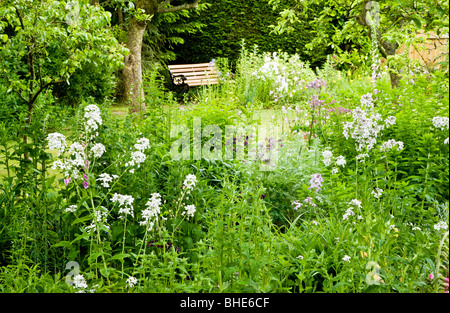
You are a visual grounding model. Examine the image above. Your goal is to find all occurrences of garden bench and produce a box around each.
[168,62,219,92]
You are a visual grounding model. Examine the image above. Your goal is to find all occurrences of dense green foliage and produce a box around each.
[172,0,331,69]
[0,0,449,296]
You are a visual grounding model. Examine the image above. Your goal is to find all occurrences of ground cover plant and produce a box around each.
[0,0,449,295]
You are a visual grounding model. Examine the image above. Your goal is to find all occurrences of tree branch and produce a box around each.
[157,0,201,14]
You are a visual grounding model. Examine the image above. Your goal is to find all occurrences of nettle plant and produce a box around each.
[47,104,198,292]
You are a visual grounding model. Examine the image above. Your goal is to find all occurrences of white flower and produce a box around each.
[126,276,138,288]
[360,93,374,110]
[371,188,383,199]
[342,255,351,262]
[111,193,134,219]
[384,116,396,128]
[312,220,318,225]
[73,274,88,289]
[183,174,197,191]
[97,173,115,188]
[292,200,302,210]
[68,142,85,167]
[91,143,106,158]
[64,205,77,213]
[335,155,346,167]
[445,138,449,145]
[185,204,196,218]
[331,167,339,174]
[343,207,354,220]
[380,139,404,152]
[434,221,448,231]
[126,150,146,168]
[47,132,66,157]
[412,226,421,231]
[389,224,395,230]
[342,99,395,152]
[84,105,102,134]
[432,116,449,131]
[134,137,150,152]
[357,215,363,220]
[140,193,162,228]
[322,150,333,166]
[356,153,369,161]
[296,255,303,259]
[350,199,362,209]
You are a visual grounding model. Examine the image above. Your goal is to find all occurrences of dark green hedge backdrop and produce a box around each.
[171,0,331,69]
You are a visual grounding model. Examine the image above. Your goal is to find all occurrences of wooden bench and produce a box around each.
[168,62,219,92]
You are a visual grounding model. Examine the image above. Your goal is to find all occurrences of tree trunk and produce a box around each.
[357,0,401,89]
[123,18,148,114]
[121,0,202,114]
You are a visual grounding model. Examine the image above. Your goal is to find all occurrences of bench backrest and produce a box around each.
[168,63,219,87]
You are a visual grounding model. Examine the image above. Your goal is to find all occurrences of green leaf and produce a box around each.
[71,215,92,225]
[52,240,72,248]
[100,268,110,278]
[108,253,131,261]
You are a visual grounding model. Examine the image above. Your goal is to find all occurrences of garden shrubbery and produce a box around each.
[1,43,449,294]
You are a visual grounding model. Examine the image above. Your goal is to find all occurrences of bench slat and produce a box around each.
[168,63,213,69]
[170,71,218,77]
[169,68,217,74]
[168,63,219,88]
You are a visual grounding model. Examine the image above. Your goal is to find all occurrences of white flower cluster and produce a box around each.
[126,276,138,288]
[47,132,67,157]
[184,204,196,218]
[84,104,103,135]
[356,153,369,162]
[432,116,449,131]
[96,173,118,188]
[140,193,162,230]
[322,150,346,174]
[343,93,396,152]
[73,274,88,290]
[91,143,106,159]
[343,199,362,221]
[47,105,106,181]
[434,221,448,232]
[183,174,197,191]
[65,205,77,213]
[125,137,150,172]
[251,52,316,100]
[432,116,449,144]
[85,206,109,235]
[380,139,404,152]
[322,150,333,166]
[111,193,134,219]
[371,188,383,199]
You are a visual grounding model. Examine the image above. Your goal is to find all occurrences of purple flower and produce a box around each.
[64,177,71,186]
[83,181,89,189]
[260,194,266,200]
[83,173,88,180]
[309,174,323,192]
[306,79,327,89]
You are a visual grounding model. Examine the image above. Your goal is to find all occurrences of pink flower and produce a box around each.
[64,177,71,186]
[83,181,89,189]
[309,174,323,192]
[428,273,434,280]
